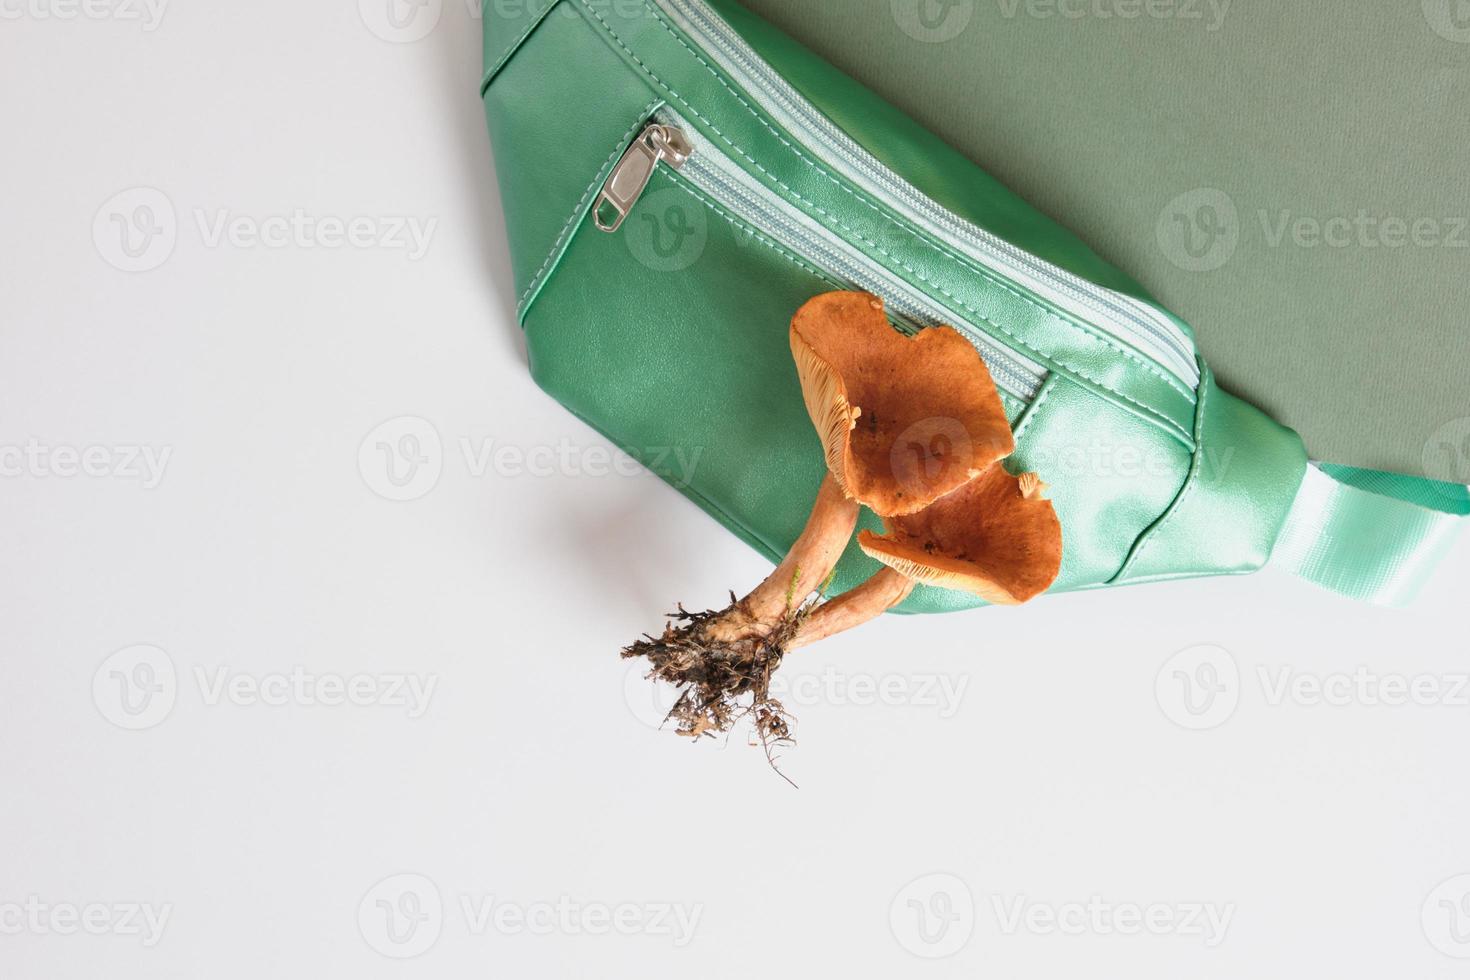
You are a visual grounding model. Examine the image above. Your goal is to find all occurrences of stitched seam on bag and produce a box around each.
[544,181,834,571]
[577,0,1194,407]
[667,176,1049,428]
[664,171,839,286]
[1113,369,1210,581]
[667,173,1044,424]
[516,98,663,318]
[481,0,562,94]
[576,1,1191,439]
[1010,376,1054,444]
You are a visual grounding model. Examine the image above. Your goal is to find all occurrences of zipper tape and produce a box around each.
[656,0,1201,390]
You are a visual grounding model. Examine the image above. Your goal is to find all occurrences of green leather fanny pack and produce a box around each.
[479,0,1467,611]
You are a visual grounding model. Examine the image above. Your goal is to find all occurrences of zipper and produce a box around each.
[653,0,1200,389]
[593,123,693,233]
[594,114,1047,403]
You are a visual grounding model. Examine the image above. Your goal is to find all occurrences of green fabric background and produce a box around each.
[736,0,1469,482]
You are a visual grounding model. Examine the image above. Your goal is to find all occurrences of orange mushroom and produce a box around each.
[789,290,1015,517]
[862,468,1063,605]
[710,290,1016,640]
[622,290,1062,758]
[791,467,1063,648]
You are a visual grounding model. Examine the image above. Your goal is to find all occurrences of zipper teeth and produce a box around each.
[664,0,1195,381]
[660,111,1045,403]
[656,0,1200,388]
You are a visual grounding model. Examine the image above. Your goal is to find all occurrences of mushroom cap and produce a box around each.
[790,291,1014,517]
[858,467,1062,605]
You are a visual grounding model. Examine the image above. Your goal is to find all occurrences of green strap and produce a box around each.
[1272,463,1469,605]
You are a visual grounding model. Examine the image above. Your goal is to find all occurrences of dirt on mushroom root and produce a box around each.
[621,597,810,783]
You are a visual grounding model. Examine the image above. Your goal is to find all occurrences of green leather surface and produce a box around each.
[1116,366,1308,584]
[521,165,1196,611]
[483,6,664,310]
[1005,374,1193,589]
[730,0,1470,484]
[482,0,558,85]
[480,0,1312,611]
[570,0,1201,443]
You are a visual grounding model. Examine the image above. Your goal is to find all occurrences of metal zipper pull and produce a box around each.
[593,123,693,233]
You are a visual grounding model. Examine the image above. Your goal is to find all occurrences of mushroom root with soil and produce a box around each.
[621,290,1063,755]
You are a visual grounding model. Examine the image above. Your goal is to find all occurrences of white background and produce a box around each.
[3,1,1470,977]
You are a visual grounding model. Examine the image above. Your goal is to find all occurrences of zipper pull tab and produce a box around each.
[593,123,692,233]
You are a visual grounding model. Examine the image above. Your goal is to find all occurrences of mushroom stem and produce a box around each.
[788,566,915,649]
[709,472,859,641]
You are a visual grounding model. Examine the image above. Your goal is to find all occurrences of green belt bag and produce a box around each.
[479,0,1468,611]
